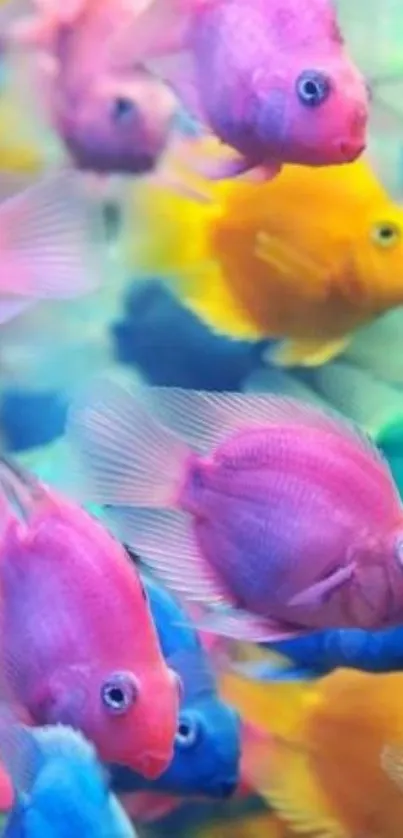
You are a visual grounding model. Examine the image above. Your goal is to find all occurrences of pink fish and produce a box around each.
[0,457,180,778]
[108,0,369,180]
[5,0,369,182]
[2,1,184,178]
[66,380,403,642]
[0,170,101,324]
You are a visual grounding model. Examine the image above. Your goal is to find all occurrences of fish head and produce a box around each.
[352,203,403,309]
[247,51,368,167]
[149,697,241,797]
[37,645,181,780]
[58,69,177,175]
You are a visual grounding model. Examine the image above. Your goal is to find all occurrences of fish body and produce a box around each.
[123,157,403,366]
[66,380,403,641]
[268,624,403,678]
[220,662,403,838]
[127,0,369,179]
[5,0,179,175]
[111,569,241,798]
[12,0,369,179]
[0,457,179,778]
[0,720,136,838]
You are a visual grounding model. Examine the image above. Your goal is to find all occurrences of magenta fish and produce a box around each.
[3,0,180,177]
[7,0,369,181]
[0,456,180,778]
[120,0,369,180]
[65,379,403,643]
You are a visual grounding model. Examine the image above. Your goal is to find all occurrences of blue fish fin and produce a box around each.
[166,649,216,700]
[0,711,40,797]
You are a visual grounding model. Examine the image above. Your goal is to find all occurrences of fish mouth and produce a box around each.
[335,138,366,162]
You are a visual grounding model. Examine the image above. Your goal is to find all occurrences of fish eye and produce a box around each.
[395,535,403,568]
[296,70,331,107]
[175,713,200,749]
[111,97,137,123]
[371,221,401,248]
[101,672,139,714]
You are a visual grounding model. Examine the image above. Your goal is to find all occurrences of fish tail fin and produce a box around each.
[218,661,309,742]
[66,375,191,508]
[220,661,345,837]
[0,170,104,314]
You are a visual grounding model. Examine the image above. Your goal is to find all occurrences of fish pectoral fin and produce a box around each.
[257,740,348,838]
[236,161,283,183]
[380,744,403,791]
[254,231,327,295]
[192,606,305,642]
[287,564,356,609]
[271,336,351,367]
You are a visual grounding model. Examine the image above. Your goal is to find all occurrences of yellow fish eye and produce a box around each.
[371,221,401,248]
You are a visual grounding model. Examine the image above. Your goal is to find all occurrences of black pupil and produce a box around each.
[380,227,394,239]
[304,80,319,99]
[109,687,125,705]
[114,98,133,120]
[178,722,190,737]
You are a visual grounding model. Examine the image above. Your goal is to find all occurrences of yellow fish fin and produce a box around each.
[271,336,351,367]
[251,737,348,838]
[218,666,309,741]
[255,231,327,298]
[380,743,403,791]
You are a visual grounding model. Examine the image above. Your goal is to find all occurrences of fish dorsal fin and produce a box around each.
[0,456,44,525]
[267,740,348,838]
[143,387,395,472]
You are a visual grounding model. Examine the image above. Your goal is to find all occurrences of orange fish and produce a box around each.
[220,657,403,838]
[122,153,403,367]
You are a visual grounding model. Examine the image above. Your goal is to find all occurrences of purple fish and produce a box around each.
[66,379,403,643]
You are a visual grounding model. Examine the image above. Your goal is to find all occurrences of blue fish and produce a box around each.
[112,279,269,390]
[263,625,403,679]
[0,718,135,838]
[111,568,241,799]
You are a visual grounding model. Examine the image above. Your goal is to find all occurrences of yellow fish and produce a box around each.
[122,143,403,367]
[219,659,403,838]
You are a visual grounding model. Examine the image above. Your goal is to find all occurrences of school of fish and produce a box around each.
[0,0,402,837]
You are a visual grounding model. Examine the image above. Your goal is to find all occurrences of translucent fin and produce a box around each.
[381,744,403,791]
[0,295,33,324]
[308,360,403,440]
[368,73,403,136]
[191,607,303,642]
[107,506,228,605]
[254,740,347,838]
[254,231,327,296]
[0,170,103,299]
[142,387,392,480]
[271,337,351,368]
[0,707,40,797]
[287,564,356,609]
[0,455,44,525]
[66,376,190,507]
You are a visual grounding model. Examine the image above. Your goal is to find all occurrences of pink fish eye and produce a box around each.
[296,70,331,107]
[101,672,139,714]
